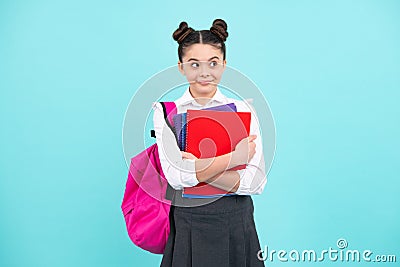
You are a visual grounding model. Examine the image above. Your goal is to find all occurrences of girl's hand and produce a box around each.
[181,151,198,160]
[232,135,257,165]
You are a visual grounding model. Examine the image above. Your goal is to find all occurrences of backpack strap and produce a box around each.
[159,101,177,142]
[158,102,178,202]
[160,101,177,129]
[150,101,177,139]
[160,102,177,127]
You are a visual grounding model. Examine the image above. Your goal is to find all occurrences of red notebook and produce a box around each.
[183,109,251,197]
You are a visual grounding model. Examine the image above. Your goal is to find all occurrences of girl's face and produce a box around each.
[178,43,226,100]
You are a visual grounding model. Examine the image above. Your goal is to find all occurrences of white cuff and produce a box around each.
[179,158,199,187]
[236,168,251,195]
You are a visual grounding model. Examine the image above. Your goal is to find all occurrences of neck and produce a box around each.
[189,87,217,106]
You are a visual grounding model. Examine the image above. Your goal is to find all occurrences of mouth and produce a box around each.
[197,80,214,86]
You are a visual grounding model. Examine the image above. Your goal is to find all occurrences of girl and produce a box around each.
[152,19,267,267]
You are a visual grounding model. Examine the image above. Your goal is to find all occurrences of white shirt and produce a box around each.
[152,87,267,195]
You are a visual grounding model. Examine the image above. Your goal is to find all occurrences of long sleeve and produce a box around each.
[152,102,199,190]
[235,101,267,195]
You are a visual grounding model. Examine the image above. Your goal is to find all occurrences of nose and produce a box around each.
[199,62,210,77]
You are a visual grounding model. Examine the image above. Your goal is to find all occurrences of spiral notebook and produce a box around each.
[183,109,251,198]
[173,103,237,151]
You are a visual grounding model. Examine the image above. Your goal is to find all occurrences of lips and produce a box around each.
[198,80,213,86]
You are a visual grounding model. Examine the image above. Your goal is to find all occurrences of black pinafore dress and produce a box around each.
[160,189,265,267]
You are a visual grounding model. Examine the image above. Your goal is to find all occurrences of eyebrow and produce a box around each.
[187,56,220,62]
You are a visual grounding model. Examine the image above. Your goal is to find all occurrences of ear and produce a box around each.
[177,61,185,75]
[222,59,227,71]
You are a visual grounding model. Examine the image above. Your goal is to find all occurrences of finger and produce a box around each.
[182,152,191,157]
[248,135,257,142]
[181,151,197,160]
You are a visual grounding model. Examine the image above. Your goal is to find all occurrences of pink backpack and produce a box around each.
[121,102,177,254]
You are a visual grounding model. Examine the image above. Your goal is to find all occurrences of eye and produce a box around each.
[191,62,200,68]
[209,61,218,68]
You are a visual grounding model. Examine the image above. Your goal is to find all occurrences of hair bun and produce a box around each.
[173,22,195,44]
[210,19,228,42]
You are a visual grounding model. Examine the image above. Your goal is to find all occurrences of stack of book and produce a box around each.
[172,103,251,198]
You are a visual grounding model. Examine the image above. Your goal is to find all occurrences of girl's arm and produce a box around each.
[182,150,240,192]
[190,135,257,183]
[204,170,240,192]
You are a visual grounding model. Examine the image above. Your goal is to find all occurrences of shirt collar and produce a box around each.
[175,86,228,107]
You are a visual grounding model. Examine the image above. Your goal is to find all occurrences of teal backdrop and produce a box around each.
[1,0,399,266]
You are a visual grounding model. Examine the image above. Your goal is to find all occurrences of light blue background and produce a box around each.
[1,0,399,266]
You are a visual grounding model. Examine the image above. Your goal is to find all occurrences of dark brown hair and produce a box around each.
[172,19,228,62]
